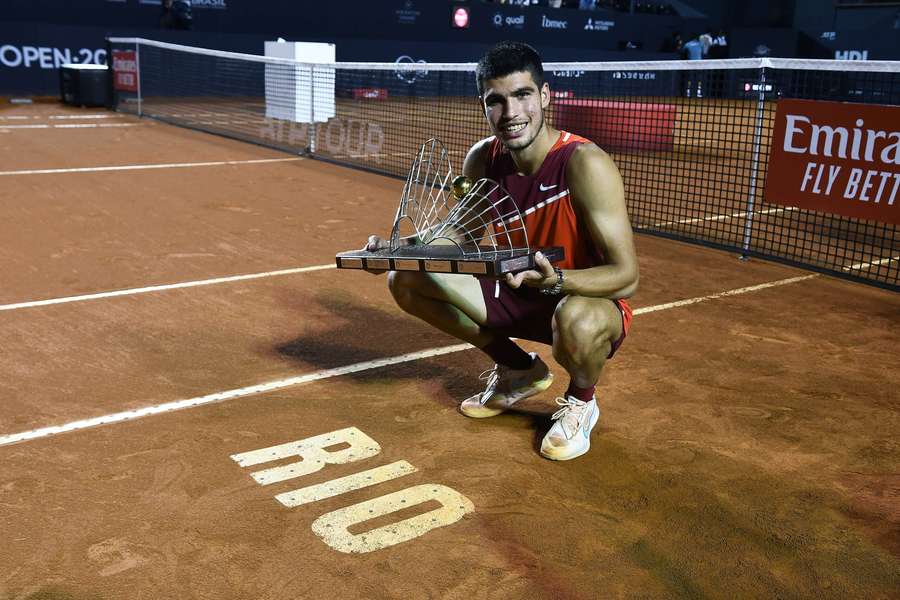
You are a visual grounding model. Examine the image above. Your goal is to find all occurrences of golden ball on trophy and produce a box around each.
[451,175,472,199]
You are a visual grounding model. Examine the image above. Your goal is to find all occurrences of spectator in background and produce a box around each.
[681,33,708,61]
[708,29,728,97]
[161,0,193,30]
[709,29,728,59]
[579,0,597,9]
[681,33,711,98]
[661,31,683,56]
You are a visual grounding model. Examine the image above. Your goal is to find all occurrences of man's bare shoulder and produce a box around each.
[569,141,617,174]
[566,141,625,209]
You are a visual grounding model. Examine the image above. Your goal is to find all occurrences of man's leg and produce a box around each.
[551,295,623,394]
[387,270,490,345]
[388,271,552,416]
[541,295,624,460]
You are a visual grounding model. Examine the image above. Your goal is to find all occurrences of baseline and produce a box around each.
[0,273,818,448]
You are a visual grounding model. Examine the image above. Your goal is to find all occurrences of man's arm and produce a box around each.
[506,143,639,299]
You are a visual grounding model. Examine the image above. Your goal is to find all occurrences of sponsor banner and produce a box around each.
[352,88,388,100]
[492,13,525,30]
[0,44,105,70]
[541,15,567,30]
[766,99,900,224]
[193,0,228,9]
[112,50,138,92]
[396,0,421,25]
[584,18,615,31]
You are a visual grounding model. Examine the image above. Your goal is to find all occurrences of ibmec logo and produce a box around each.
[766,99,900,225]
[835,50,868,60]
[541,15,567,29]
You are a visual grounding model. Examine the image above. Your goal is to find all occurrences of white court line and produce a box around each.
[842,255,900,271]
[0,264,337,312]
[0,273,819,447]
[651,207,797,228]
[0,123,140,130]
[0,156,303,177]
[54,123,139,129]
[0,114,116,120]
[49,114,118,119]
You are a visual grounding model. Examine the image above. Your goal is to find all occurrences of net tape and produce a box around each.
[108,37,900,73]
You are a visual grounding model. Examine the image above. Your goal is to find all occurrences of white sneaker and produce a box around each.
[540,396,600,461]
[459,353,553,418]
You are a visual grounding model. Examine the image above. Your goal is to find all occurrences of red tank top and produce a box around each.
[484,131,603,271]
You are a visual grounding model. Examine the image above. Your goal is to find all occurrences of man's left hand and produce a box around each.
[504,251,557,290]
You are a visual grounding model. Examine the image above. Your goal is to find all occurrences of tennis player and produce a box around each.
[367,41,639,461]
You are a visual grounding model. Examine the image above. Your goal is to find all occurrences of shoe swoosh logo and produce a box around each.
[539,183,557,192]
[582,407,594,438]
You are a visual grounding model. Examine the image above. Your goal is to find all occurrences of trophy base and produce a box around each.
[335,246,565,277]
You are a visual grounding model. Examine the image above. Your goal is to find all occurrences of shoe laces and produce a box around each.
[476,366,502,405]
[551,396,588,438]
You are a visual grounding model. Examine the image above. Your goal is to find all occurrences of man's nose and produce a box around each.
[502,99,519,119]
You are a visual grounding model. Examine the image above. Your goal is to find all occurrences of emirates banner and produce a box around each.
[765,99,900,225]
[111,50,138,92]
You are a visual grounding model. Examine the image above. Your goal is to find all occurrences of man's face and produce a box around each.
[481,70,550,152]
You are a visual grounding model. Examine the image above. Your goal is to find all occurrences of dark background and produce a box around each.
[2,0,899,94]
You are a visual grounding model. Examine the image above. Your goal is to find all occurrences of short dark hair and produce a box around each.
[475,41,545,96]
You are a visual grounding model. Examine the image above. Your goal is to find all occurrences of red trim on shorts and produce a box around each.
[479,279,632,359]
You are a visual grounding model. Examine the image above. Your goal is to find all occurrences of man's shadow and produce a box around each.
[273,287,556,443]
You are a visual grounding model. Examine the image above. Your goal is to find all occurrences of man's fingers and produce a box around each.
[505,272,523,288]
[533,251,555,278]
[505,269,543,289]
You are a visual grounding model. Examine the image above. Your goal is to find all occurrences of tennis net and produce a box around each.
[107,37,900,291]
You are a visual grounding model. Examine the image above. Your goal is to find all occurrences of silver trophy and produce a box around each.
[336,138,563,276]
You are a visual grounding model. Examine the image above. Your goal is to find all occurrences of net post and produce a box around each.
[135,41,143,117]
[740,65,767,259]
[105,37,114,111]
[308,65,317,155]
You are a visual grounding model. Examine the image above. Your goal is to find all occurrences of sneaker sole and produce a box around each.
[459,373,554,418]
[539,402,600,461]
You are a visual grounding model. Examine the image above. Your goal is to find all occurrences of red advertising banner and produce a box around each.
[765,99,900,225]
[111,50,138,92]
[352,88,388,100]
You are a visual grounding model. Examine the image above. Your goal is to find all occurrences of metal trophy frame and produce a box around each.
[336,138,563,277]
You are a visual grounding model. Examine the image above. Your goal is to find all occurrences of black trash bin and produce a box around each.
[60,63,110,107]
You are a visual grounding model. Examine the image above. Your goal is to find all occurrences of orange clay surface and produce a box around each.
[0,102,898,600]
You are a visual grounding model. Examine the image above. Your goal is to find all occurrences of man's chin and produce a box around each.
[506,137,536,152]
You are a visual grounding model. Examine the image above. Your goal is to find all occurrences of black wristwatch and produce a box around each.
[540,266,564,296]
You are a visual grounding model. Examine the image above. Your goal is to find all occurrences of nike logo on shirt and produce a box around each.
[539,183,557,192]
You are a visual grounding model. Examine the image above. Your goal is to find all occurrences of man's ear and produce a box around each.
[541,82,551,109]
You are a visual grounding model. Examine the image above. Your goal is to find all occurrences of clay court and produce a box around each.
[1,101,898,599]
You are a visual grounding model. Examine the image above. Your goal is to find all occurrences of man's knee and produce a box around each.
[387,270,422,309]
[552,296,617,358]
